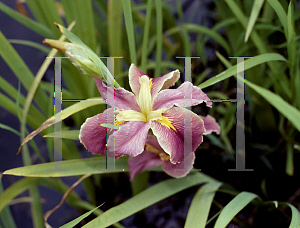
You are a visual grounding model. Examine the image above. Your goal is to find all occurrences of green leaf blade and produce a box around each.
[122,0,137,64]
[214,192,259,228]
[26,0,63,38]
[43,130,80,140]
[199,53,287,89]
[286,203,300,228]
[0,179,17,228]
[266,0,287,35]
[82,172,218,228]
[3,157,128,177]
[140,0,153,72]
[0,2,54,38]
[0,31,48,114]
[60,204,103,228]
[154,0,163,78]
[107,0,123,76]
[244,0,265,42]
[245,79,300,133]
[62,0,97,51]
[185,182,223,228]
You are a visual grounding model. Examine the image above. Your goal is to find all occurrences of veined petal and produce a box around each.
[128,135,196,181]
[128,64,181,100]
[153,81,212,110]
[116,110,147,122]
[79,109,112,156]
[128,63,150,96]
[162,151,195,178]
[151,69,180,98]
[108,121,150,157]
[128,151,162,181]
[94,78,140,111]
[151,107,205,164]
[201,115,220,135]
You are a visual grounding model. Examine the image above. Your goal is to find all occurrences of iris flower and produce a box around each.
[128,135,195,181]
[128,115,220,181]
[79,64,214,165]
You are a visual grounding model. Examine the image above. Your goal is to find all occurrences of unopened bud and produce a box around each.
[43,36,119,87]
[64,43,104,79]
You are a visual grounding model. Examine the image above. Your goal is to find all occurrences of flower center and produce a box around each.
[138,75,152,115]
[114,75,176,131]
[115,75,162,123]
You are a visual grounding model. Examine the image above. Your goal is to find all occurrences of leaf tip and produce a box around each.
[17,145,23,155]
[54,22,63,32]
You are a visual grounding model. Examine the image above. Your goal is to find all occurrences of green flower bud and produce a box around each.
[65,43,104,79]
[43,38,119,88]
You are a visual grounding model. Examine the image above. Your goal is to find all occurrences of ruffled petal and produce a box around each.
[128,64,180,100]
[151,107,205,164]
[128,63,149,96]
[79,109,111,156]
[162,151,195,178]
[94,78,140,111]
[153,81,212,110]
[201,115,220,135]
[107,121,150,157]
[151,70,180,98]
[128,151,162,181]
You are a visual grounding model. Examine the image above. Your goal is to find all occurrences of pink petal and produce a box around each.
[150,107,205,164]
[128,64,149,96]
[128,64,180,99]
[107,121,150,157]
[94,78,140,111]
[151,70,180,98]
[79,109,112,156]
[201,115,220,135]
[128,151,162,181]
[162,152,195,178]
[153,82,212,110]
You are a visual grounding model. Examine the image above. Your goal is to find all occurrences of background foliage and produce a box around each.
[0,0,300,227]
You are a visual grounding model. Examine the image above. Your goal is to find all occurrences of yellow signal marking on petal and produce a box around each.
[145,143,170,161]
[149,78,153,89]
[156,116,177,131]
[145,143,160,155]
[159,153,170,161]
[115,119,125,126]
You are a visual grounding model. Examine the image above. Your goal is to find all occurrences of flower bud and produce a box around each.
[64,42,104,79]
[43,38,119,87]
